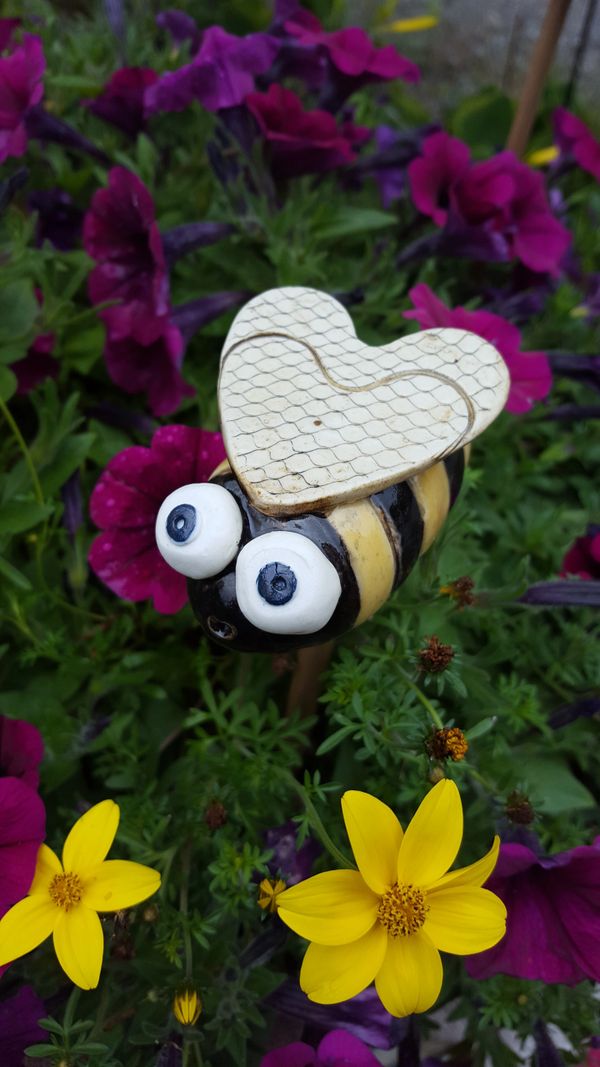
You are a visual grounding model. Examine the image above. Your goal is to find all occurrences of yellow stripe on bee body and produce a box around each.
[209,459,232,479]
[328,499,396,626]
[410,462,451,555]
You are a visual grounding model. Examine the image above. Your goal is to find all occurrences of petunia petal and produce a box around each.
[397,780,463,888]
[62,800,119,874]
[29,844,63,895]
[342,791,403,895]
[429,836,500,891]
[375,930,443,1016]
[53,907,104,989]
[300,923,388,1003]
[425,886,507,954]
[0,895,56,967]
[277,870,379,946]
[84,860,161,911]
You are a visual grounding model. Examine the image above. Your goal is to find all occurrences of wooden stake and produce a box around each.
[506,0,574,157]
[286,641,335,719]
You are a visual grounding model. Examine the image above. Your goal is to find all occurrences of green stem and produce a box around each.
[286,776,355,870]
[397,666,444,729]
[183,1039,191,1067]
[180,841,193,981]
[0,397,44,506]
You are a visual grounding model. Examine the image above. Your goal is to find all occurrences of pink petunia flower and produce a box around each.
[245,84,365,178]
[88,425,226,614]
[0,34,45,163]
[0,777,46,976]
[554,107,600,183]
[102,310,193,417]
[466,838,600,985]
[404,283,552,414]
[85,67,158,139]
[261,1029,380,1067]
[408,131,571,276]
[560,525,600,579]
[0,715,44,789]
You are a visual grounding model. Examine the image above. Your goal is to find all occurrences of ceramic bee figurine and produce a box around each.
[155,288,509,652]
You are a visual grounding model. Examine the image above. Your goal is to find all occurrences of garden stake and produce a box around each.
[506,0,575,156]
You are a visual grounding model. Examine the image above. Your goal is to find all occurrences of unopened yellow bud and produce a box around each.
[173,984,202,1027]
[385,15,439,32]
[525,145,559,167]
[258,877,286,913]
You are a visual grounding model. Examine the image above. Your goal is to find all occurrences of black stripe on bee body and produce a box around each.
[187,472,361,653]
[370,481,424,589]
[443,449,465,507]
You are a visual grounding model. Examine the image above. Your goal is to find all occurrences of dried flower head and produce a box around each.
[204,800,228,831]
[505,791,536,825]
[439,576,476,608]
[418,635,455,673]
[427,727,469,762]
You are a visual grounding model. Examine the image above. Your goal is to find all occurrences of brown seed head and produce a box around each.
[427,727,469,762]
[204,800,227,831]
[440,576,476,608]
[418,635,455,673]
[505,791,535,825]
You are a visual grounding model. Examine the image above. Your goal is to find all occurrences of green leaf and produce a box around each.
[318,208,397,240]
[0,555,32,590]
[465,716,498,740]
[39,432,95,495]
[515,747,596,814]
[0,500,53,535]
[0,280,38,347]
[451,87,514,151]
[0,365,17,402]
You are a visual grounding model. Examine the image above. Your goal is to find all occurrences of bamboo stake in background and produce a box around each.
[506,0,574,156]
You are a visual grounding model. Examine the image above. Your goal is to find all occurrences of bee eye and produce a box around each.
[155,483,243,579]
[235,532,341,635]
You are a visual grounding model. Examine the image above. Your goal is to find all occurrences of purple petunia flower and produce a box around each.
[264,822,321,886]
[404,283,552,414]
[88,425,226,614]
[28,188,83,251]
[0,777,46,975]
[85,67,158,138]
[0,715,44,789]
[261,1029,380,1067]
[0,985,46,1067]
[0,18,20,53]
[156,9,202,53]
[466,839,600,985]
[560,526,600,580]
[554,108,600,183]
[145,25,279,116]
[408,131,571,276]
[102,311,192,416]
[0,34,45,163]
[245,84,365,178]
[266,982,405,1051]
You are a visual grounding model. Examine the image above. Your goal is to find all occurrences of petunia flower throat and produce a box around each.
[276,780,506,1017]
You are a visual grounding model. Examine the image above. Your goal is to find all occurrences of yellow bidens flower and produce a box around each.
[173,984,202,1026]
[0,800,160,990]
[258,877,286,913]
[276,781,506,1017]
[525,145,559,167]
[385,15,439,32]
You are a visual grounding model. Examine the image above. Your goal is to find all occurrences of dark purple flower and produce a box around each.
[0,715,44,789]
[245,84,364,178]
[466,839,600,984]
[0,985,46,1067]
[145,26,279,116]
[519,581,600,607]
[156,9,202,53]
[161,221,233,268]
[585,274,600,317]
[170,291,250,344]
[264,822,321,886]
[62,470,84,541]
[409,131,571,276]
[261,1029,380,1067]
[549,696,600,729]
[102,311,192,417]
[561,526,600,579]
[353,123,438,208]
[28,187,83,250]
[0,34,45,163]
[86,67,158,138]
[0,18,20,53]
[88,425,226,614]
[266,982,406,1050]
[12,328,58,395]
[554,107,600,183]
[24,104,108,163]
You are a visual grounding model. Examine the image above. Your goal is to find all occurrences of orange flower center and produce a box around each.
[49,872,84,911]
[377,882,428,937]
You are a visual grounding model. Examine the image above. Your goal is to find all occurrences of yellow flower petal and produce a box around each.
[385,15,439,32]
[277,870,379,946]
[0,895,56,967]
[424,886,507,954]
[375,930,443,1017]
[341,790,403,895]
[300,923,388,1003]
[84,860,161,912]
[29,844,63,895]
[62,800,119,875]
[397,780,463,888]
[525,145,559,167]
[429,835,500,891]
[53,907,104,989]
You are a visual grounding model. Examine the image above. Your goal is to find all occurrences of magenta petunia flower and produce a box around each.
[466,839,600,985]
[261,1029,380,1067]
[102,311,192,417]
[12,328,58,395]
[83,166,169,344]
[245,84,364,178]
[0,716,44,789]
[145,25,278,116]
[0,985,46,1067]
[0,777,45,976]
[88,425,226,613]
[0,34,45,163]
[404,283,552,414]
[554,107,600,183]
[85,67,158,138]
[560,525,600,580]
[408,131,571,276]
[0,18,20,53]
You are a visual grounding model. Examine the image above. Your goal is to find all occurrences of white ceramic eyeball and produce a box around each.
[235,531,341,635]
[155,483,243,579]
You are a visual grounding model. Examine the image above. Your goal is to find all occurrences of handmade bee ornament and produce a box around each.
[155,288,509,652]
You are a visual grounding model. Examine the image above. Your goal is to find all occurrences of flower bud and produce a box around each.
[173,984,202,1027]
[257,877,286,913]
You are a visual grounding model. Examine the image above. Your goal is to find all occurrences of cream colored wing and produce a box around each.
[219,287,509,515]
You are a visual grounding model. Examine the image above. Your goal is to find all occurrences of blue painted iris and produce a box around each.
[166,503,196,544]
[257,562,297,606]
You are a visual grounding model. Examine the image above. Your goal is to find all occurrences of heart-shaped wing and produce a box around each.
[219,287,509,515]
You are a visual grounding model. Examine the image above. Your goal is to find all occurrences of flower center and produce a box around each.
[377,882,428,937]
[48,872,84,911]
